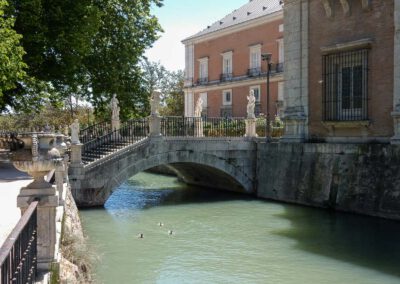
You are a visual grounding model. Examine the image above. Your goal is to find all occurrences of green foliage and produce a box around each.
[0,0,26,107]
[2,0,163,116]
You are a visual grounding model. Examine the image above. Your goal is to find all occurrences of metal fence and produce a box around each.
[0,201,38,284]
[79,121,112,144]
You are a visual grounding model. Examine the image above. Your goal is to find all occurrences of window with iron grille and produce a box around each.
[322,49,369,121]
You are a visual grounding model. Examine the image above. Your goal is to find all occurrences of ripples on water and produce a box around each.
[80,172,400,284]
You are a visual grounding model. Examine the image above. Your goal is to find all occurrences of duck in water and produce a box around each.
[138,233,144,239]
[159,222,164,227]
[168,230,173,235]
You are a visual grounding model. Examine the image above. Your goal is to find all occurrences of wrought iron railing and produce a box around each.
[255,117,285,138]
[220,73,233,82]
[79,121,112,144]
[161,117,246,138]
[197,77,208,85]
[275,62,284,73]
[82,118,149,162]
[0,201,38,284]
[248,67,262,77]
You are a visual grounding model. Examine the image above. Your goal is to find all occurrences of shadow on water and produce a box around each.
[103,176,254,211]
[273,205,400,278]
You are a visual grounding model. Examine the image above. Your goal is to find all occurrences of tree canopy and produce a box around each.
[1,0,163,116]
[0,0,26,108]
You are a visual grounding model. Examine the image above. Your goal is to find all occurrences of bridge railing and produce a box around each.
[82,118,149,161]
[79,121,112,144]
[0,201,38,284]
[161,117,246,138]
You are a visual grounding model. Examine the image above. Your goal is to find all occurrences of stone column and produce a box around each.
[55,161,65,205]
[392,1,400,144]
[281,0,309,143]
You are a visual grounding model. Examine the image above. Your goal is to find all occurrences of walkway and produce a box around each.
[0,161,32,245]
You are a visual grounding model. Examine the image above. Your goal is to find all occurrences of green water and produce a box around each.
[80,172,400,284]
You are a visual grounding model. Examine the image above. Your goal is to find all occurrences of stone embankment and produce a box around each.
[257,143,400,220]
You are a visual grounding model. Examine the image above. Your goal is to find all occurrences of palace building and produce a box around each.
[182,0,284,118]
[282,0,399,143]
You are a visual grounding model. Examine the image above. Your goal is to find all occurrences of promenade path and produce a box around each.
[0,161,32,245]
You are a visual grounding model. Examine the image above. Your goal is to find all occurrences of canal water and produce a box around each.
[80,172,400,284]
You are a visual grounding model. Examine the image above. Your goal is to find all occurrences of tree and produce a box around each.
[0,0,26,108]
[2,0,163,116]
[140,59,184,116]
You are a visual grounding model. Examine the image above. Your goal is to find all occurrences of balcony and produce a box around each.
[220,73,233,82]
[275,62,284,73]
[197,77,208,85]
[248,67,262,77]
[184,77,193,87]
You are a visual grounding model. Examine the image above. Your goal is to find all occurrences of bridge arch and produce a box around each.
[73,139,257,207]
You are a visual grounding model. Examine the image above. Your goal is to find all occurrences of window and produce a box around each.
[249,44,261,76]
[223,90,232,106]
[323,49,368,121]
[221,51,233,81]
[198,57,208,84]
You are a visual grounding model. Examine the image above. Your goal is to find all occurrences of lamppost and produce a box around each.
[262,53,272,141]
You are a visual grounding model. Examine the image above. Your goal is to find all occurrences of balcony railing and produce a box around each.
[247,67,262,77]
[0,201,38,284]
[220,73,233,82]
[197,77,208,85]
[275,62,284,73]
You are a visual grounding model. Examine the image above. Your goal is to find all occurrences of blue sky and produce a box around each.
[145,0,248,71]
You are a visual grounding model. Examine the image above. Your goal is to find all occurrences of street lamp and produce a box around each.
[262,53,272,141]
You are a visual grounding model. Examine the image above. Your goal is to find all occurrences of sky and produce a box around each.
[144,0,248,71]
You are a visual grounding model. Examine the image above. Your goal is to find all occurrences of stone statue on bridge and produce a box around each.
[247,90,256,119]
[70,119,80,144]
[111,94,120,121]
[151,90,161,117]
[194,97,203,117]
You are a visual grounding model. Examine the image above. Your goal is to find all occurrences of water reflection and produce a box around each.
[274,206,400,278]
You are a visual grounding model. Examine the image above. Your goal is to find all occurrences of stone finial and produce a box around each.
[70,119,80,144]
[247,90,256,119]
[194,97,203,117]
[340,0,350,15]
[321,0,333,18]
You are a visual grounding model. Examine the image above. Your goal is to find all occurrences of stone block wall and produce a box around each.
[257,142,400,220]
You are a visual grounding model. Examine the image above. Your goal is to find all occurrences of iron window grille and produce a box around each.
[322,49,369,121]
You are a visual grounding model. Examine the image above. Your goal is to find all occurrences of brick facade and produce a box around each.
[308,0,395,141]
[183,2,284,119]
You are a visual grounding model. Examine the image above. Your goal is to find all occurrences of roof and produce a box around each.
[183,0,283,43]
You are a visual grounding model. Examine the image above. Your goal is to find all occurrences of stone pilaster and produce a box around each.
[392,1,400,144]
[17,187,59,271]
[111,119,120,132]
[281,0,309,143]
[149,115,162,137]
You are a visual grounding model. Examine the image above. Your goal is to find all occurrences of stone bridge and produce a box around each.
[69,136,258,207]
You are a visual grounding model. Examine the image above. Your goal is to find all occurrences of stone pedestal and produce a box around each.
[245,118,257,138]
[70,143,83,165]
[111,118,120,132]
[55,162,65,205]
[391,111,400,144]
[17,187,59,271]
[194,118,204,137]
[149,115,162,137]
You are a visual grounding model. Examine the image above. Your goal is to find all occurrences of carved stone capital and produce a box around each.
[340,0,350,15]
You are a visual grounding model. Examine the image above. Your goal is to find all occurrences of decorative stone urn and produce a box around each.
[10,132,67,270]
